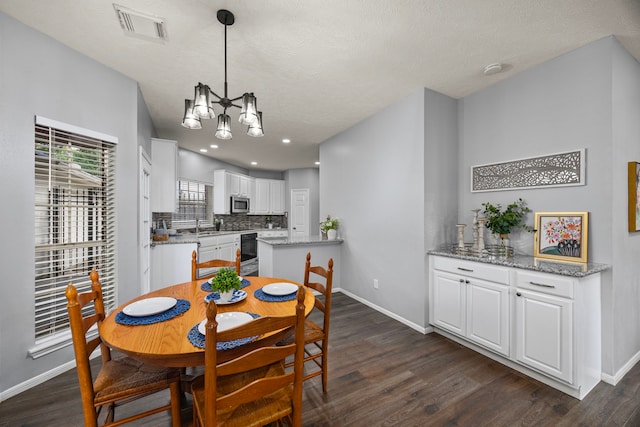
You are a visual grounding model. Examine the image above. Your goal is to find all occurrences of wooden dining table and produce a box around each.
[100,276,315,367]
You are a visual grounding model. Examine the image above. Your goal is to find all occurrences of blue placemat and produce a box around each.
[200,278,250,293]
[253,288,297,302]
[115,299,190,325]
[187,312,260,350]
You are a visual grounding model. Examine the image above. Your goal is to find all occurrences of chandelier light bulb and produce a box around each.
[215,113,232,140]
[181,99,202,129]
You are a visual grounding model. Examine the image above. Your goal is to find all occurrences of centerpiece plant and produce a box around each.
[210,268,241,295]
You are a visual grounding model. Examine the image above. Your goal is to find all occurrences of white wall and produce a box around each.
[178,148,249,184]
[320,88,457,327]
[0,12,151,396]
[610,39,640,375]
[458,36,640,377]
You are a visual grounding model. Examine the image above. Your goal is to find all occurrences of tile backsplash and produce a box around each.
[152,212,287,232]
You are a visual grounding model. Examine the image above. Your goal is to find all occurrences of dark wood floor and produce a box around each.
[2,292,640,426]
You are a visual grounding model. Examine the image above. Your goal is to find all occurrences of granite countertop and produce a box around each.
[151,228,283,246]
[428,249,610,278]
[257,235,344,246]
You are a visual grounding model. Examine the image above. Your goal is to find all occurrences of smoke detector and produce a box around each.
[483,63,504,76]
[113,4,168,43]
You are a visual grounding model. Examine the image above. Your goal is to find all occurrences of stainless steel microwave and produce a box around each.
[231,195,250,213]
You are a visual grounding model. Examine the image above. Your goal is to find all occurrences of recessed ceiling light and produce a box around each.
[199,148,207,153]
[210,144,218,149]
[282,139,291,144]
[315,161,320,165]
[251,161,257,165]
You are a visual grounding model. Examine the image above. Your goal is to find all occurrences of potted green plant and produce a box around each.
[320,215,339,240]
[481,198,534,243]
[214,218,223,231]
[265,215,273,229]
[210,268,241,302]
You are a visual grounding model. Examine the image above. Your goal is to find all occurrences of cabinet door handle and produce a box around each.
[465,279,470,284]
[529,281,555,289]
[457,267,473,272]
[516,292,522,297]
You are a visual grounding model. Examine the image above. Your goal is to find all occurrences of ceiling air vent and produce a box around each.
[113,4,168,43]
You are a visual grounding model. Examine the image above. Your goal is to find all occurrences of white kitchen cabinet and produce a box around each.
[254,179,285,215]
[196,234,240,278]
[150,138,177,212]
[150,242,197,290]
[213,170,254,214]
[269,180,285,214]
[257,230,289,238]
[515,288,573,383]
[431,257,510,356]
[429,254,602,399]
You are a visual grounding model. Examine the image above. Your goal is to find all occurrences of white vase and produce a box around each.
[219,290,235,303]
[327,229,337,240]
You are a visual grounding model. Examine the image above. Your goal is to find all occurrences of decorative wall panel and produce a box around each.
[471,149,585,192]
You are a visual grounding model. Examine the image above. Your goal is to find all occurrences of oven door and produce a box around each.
[240,233,257,262]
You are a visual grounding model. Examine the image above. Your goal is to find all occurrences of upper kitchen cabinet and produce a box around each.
[151,138,178,212]
[254,178,285,215]
[213,170,255,214]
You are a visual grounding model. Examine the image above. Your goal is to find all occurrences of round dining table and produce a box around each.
[100,276,315,367]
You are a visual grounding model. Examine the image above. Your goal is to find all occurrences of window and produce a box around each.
[173,180,212,223]
[33,117,117,351]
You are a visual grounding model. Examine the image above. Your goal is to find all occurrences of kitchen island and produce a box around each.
[258,235,342,287]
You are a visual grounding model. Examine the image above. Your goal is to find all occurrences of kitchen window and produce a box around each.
[173,180,212,223]
[31,117,117,357]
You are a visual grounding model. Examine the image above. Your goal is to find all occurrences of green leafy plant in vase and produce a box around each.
[210,267,241,302]
[320,215,339,240]
[481,198,534,251]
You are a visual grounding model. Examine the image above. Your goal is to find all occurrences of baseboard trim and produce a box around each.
[601,349,640,385]
[0,359,76,403]
[335,288,430,334]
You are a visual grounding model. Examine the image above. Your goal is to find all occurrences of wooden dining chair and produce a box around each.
[191,286,306,427]
[286,252,334,393]
[192,248,241,281]
[66,270,182,427]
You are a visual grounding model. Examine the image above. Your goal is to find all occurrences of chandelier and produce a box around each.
[181,9,263,139]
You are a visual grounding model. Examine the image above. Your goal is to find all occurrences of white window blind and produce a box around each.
[34,122,117,342]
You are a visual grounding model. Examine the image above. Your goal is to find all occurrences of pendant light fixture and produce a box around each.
[181,9,263,139]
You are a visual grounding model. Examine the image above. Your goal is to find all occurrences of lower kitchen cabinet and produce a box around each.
[150,242,197,290]
[197,234,240,278]
[515,288,573,383]
[431,259,509,356]
[429,254,602,400]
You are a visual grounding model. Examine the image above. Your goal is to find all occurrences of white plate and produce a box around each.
[262,282,298,296]
[198,312,254,335]
[203,290,247,305]
[123,297,177,317]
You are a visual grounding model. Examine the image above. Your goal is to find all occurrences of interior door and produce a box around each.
[290,189,310,237]
[139,147,152,294]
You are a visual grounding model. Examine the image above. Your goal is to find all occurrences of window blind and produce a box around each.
[34,122,117,341]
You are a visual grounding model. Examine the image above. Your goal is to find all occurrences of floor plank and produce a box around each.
[2,292,640,426]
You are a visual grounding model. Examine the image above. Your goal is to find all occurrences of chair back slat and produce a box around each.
[201,286,306,427]
[192,249,241,281]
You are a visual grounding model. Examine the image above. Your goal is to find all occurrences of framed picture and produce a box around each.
[534,212,589,263]
[628,162,640,232]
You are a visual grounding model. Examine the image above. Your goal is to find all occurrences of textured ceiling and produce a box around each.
[2,0,640,171]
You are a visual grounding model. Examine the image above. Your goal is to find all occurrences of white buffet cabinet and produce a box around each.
[429,253,607,399]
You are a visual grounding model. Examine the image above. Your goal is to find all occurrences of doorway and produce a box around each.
[139,147,152,294]
[290,188,310,237]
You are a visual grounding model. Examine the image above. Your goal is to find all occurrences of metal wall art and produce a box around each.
[471,149,586,192]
